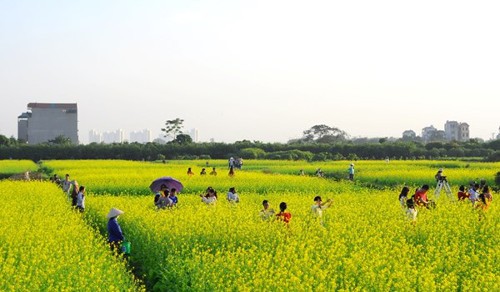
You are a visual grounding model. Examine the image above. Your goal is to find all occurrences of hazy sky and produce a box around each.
[1,0,499,143]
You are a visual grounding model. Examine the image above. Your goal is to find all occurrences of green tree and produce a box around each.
[48,135,73,145]
[173,134,192,145]
[161,118,184,140]
[301,124,348,143]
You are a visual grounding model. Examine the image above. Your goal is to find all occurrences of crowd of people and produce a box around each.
[53,173,126,254]
[51,173,86,212]
[398,169,493,222]
[51,165,494,258]
[187,166,234,177]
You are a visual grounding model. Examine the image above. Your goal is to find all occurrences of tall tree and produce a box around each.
[161,118,184,140]
[302,124,348,143]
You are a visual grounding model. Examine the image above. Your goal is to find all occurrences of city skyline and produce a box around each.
[1,1,499,143]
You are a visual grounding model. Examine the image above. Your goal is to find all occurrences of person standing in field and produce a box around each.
[71,181,79,207]
[259,200,275,220]
[210,167,217,176]
[348,163,355,181]
[200,168,207,175]
[187,167,194,176]
[398,186,410,208]
[468,183,480,206]
[311,196,333,225]
[406,198,417,223]
[228,166,235,177]
[76,185,85,212]
[276,202,291,224]
[477,185,493,211]
[107,208,125,253]
[61,174,73,196]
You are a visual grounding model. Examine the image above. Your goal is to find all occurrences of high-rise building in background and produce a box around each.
[421,125,437,142]
[89,130,102,143]
[187,128,199,142]
[444,121,469,142]
[402,130,416,140]
[17,103,78,144]
[102,129,125,144]
[130,129,152,143]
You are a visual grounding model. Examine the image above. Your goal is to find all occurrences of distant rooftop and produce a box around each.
[27,103,77,110]
[18,112,32,119]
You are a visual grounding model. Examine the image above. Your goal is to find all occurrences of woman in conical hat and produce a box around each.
[107,208,125,252]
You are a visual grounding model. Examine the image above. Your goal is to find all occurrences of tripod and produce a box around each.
[434,179,452,200]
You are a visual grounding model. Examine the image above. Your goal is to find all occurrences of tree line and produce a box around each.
[0,137,498,162]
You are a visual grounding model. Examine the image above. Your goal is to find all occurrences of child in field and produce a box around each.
[168,188,178,207]
[457,185,468,201]
[200,168,207,175]
[187,167,194,176]
[259,200,275,220]
[406,198,417,223]
[477,186,493,211]
[210,167,217,176]
[468,183,480,205]
[398,186,410,208]
[311,196,333,225]
[226,187,240,203]
[76,185,85,212]
[276,202,291,224]
[311,196,332,218]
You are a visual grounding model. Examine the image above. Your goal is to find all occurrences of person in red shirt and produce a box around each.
[414,185,430,207]
[276,202,291,224]
[457,185,469,201]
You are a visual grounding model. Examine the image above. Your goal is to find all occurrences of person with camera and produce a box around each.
[435,168,446,182]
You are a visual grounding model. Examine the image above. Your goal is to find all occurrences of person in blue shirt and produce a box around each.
[348,163,355,181]
[168,188,179,207]
[107,208,125,252]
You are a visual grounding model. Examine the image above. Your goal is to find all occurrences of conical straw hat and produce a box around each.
[107,208,124,219]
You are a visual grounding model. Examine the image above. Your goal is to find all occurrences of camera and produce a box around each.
[439,176,447,181]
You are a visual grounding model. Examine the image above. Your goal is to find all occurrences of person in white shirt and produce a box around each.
[468,183,480,205]
[311,196,333,224]
[201,187,217,205]
[226,187,240,203]
[156,190,172,209]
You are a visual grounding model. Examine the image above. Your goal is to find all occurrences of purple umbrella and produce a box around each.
[149,177,183,193]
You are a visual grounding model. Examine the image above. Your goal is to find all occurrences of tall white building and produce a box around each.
[187,128,199,142]
[89,130,102,143]
[444,120,469,142]
[130,129,152,143]
[102,129,125,143]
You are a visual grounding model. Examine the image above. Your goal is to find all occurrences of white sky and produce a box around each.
[1,0,499,143]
